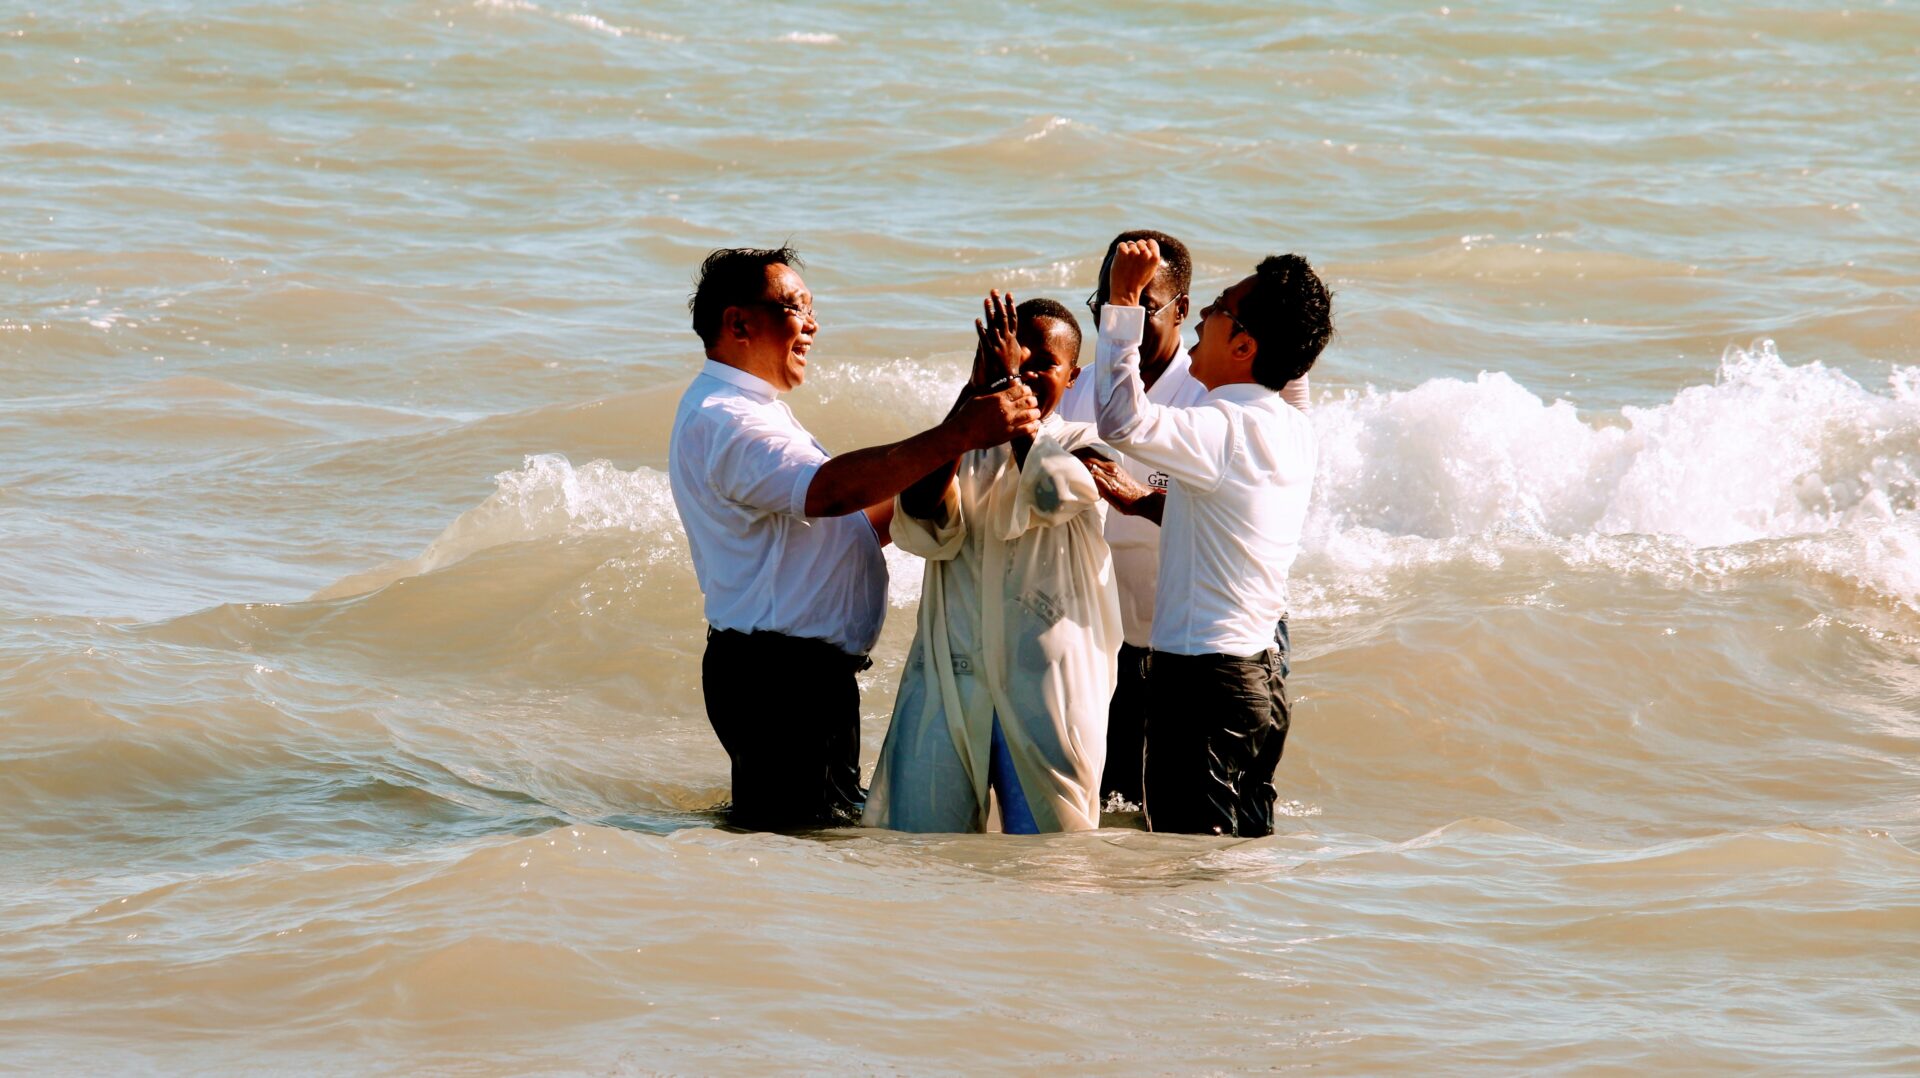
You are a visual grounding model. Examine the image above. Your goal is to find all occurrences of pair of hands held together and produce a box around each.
[942,268,1164,519]
[944,290,1042,451]
[947,234,1162,452]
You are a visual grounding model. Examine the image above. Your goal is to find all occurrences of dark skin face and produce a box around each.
[1015,316,1081,417]
[1094,245,1188,372]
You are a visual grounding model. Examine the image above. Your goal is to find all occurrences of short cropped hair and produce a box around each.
[688,246,802,348]
[1016,297,1083,364]
[1108,229,1192,297]
[1241,254,1332,391]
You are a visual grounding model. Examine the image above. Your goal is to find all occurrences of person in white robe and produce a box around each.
[864,294,1123,833]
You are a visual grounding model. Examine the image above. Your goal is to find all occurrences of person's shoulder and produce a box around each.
[1049,417,1103,452]
[1056,373,1095,420]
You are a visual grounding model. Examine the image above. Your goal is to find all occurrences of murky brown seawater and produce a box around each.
[4,1,1919,1073]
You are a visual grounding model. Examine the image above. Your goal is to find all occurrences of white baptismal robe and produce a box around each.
[863,417,1122,833]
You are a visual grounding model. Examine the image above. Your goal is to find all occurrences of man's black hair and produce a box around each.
[688,245,802,348]
[1240,253,1332,391]
[1106,229,1192,297]
[1016,297,1083,363]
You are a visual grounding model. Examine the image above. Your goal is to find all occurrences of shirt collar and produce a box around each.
[1207,381,1280,405]
[1150,346,1196,397]
[700,359,780,402]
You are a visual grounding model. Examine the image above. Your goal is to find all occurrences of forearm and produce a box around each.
[804,421,972,518]
[1094,307,1150,444]
[899,457,960,522]
[902,384,982,520]
[1127,490,1164,525]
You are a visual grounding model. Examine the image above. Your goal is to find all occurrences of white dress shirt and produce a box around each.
[1056,347,1209,648]
[667,359,888,656]
[1093,306,1315,658]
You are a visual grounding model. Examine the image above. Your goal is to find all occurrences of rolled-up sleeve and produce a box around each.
[1001,434,1101,538]
[1094,305,1232,492]
[710,409,829,517]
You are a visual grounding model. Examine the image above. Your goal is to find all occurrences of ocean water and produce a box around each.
[4,1,1920,1072]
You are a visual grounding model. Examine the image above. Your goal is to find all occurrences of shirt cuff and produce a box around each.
[790,458,823,517]
[1099,304,1146,346]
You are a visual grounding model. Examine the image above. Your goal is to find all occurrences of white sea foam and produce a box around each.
[471,0,679,40]
[778,32,842,45]
[314,455,682,600]
[325,346,1918,612]
[1306,341,1920,609]
[315,453,928,607]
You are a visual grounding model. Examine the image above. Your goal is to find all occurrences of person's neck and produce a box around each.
[1139,349,1176,391]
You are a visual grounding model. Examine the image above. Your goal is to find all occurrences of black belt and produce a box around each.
[706,626,873,673]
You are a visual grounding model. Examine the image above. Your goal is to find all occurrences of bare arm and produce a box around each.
[898,291,1028,522]
[804,381,1039,518]
[898,385,973,522]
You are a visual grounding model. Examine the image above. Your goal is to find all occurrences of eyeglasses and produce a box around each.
[1198,295,1249,338]
[756,299,817,322]
[1085,292,1185,320]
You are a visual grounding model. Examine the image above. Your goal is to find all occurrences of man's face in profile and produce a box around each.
[747,264,818,391]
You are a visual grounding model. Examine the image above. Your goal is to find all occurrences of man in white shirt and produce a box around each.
[1092,238,1331,837]
[864,294,1121,834]
[668,246,1041,831]
[1058,230,1310,812]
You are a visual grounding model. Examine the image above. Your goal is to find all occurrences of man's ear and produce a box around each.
[1233,332,1258,370]
[1065,363,1083,386]
[1172,293,1191,326]
[724,305,752,343]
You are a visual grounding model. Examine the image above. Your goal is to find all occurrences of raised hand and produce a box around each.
[1107,239,1161,309]
[973,289,1027,387]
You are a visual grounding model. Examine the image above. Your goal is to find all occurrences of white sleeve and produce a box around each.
[1280,372,1310,412]
[1094,305,1232,492]
[709,409,827,517]
[998,434,1102,539]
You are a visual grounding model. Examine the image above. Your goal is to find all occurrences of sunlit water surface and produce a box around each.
[4,1,1919,1073]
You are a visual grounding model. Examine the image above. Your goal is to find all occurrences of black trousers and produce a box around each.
[701,628,867,831]
[1099,642,1154,809]
[1141,646,1290,838]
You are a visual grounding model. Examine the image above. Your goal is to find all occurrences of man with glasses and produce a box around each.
[1091,238,1331,837]
[669,246,1041,830]
[1057,230,1309,813]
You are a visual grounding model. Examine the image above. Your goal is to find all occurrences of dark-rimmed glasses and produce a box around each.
[1198,295,1249,338]
[755,299,816,322]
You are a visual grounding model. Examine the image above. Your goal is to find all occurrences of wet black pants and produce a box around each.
[701,628,867,831]
[1141,646,1290,838]
[1099,642,1154,808]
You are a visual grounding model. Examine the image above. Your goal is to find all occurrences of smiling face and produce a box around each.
[1017,315,1081,417]
[733,264,817,391]
[1188,274,1258,390]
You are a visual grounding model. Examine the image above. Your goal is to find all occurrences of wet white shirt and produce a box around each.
[667,359,888,656]
[1057,348,1209,648]
[863,416,1122,833]
[1060,348,1308,649]
[1093,307,1315,658]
